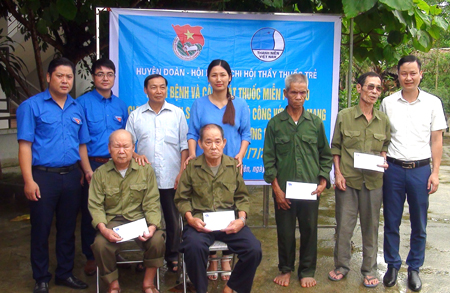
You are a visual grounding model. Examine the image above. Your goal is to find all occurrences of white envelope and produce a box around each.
[203,211,235,231]
[285,181,317,200]
[353,152,385,173]
[113,218,148,243]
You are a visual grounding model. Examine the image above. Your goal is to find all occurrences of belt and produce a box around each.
[387,157,430,169]
[33,163,78,174]
[89,157,110,164]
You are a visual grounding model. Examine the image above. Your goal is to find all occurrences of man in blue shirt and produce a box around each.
[17,57,92,293]
[77,58,128,276]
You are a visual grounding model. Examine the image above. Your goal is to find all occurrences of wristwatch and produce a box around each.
[238,216,247,226]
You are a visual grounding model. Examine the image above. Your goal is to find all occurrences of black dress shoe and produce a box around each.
[33,282,49,293]
[408,270,422,292]
[383,267,398,287]
[55,276,88,289]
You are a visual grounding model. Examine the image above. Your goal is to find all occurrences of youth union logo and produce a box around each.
[251,28,285,62]
[172,24,205,61]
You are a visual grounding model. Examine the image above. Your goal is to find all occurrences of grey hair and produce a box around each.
[285,74,308,91]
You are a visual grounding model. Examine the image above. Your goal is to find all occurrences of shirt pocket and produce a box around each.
[343,130,361,149]
[164,134,178,145]
[129,183,147,203]
[87,114,104,135]
[275,135,291,155]
[105,187,120,208]
[301,135,318,157]
[37,115,59,138]
[221,182,236,205]
[371,133,386,152]
[192,183,212,209]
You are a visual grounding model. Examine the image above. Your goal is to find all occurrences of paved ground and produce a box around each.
[1,137,450,293]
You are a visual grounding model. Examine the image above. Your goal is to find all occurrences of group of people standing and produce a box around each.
[17,54,445,293]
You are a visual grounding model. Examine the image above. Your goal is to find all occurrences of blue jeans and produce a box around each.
[383,162,430,271]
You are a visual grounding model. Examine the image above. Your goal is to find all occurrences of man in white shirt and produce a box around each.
[380,55,447,292]
[126,74,188,272]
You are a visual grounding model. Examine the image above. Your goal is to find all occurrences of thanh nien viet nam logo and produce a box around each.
[251,28,285,62]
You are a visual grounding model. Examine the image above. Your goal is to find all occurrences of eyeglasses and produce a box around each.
[93,72,115,78]
[364,84,382,92]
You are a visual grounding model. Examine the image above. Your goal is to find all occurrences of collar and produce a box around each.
[106,159,140,173]
[279,106,312,122]
[353,104,381,120]
[143,101,171,114]
[194,154,235,176]
[44,89,74,106]
[92,89,114,101]
[398,88,422,104]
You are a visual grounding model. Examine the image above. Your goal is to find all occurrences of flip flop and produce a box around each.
[363,275,379,288]
[328,269,346,281]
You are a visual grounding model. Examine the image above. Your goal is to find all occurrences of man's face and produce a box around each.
[398,61,423,91]
[357,76,382,106]
[144,77,167,105]
[284,82,308,110]
[46,65,74,97]
[108,131,134,168]
[199,127,227,161]
[93,66,115,92]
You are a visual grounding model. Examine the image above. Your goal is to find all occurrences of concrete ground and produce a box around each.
[1,138,450,293]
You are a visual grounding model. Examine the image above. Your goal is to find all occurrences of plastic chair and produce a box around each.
[96,240,160,293]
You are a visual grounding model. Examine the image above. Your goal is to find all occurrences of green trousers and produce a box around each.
[274,196,319,278]
[91,217,165,285]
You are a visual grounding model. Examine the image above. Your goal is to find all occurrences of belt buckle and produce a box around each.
[59,171,69,175]
[402,162,415,169]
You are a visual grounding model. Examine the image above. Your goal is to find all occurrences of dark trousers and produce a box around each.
[80,160,103,260]
[383,162,430,271]
[274,196,319,278]
[30,168,81,283]
[180,225,262,293]
[159,188,181,262]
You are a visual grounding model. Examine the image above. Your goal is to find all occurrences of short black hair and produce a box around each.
[91,58,116,75]
[48,57,75,76]
[357,72,382,86]
[398,55,421,71]
[199,124,224,141]
[144,74,168,88]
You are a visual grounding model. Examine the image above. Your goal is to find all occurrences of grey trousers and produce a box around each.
[91,217,165,285]
[333,185,382,276]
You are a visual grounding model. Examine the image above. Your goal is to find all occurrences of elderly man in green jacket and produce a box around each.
[264,73,332,288]
[175,124,262,293]
[89,129,164,293]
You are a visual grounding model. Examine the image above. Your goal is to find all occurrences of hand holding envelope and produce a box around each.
[354,152,387,172]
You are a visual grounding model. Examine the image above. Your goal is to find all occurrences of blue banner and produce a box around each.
[110,9,341,183]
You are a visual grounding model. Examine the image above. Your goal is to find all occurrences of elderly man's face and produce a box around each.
[108,131,134,168]
[199,127,227,161]
[284,82,308,110]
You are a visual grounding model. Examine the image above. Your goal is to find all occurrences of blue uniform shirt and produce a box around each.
[77,89,128,157]
[17,89,90,167]
[187,95,251,157]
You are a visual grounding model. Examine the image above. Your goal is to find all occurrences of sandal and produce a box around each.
[207,256,219,281]
[142,285,159,293]
[220,255,233,281]
[167,261,178,273]
[328,269,346,281]
[363,275,379,288]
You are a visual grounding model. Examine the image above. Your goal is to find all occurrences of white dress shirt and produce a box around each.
[126,101,188,189]
[380,89,447,161]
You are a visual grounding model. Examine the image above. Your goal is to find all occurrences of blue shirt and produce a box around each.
[77,89,128,157]
[187,95,251,157]
[17,89,90,167]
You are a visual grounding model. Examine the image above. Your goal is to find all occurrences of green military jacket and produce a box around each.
[175,154,250,221]
[331,105,391,190]
[263,107,333,192]
[88,159,161,229]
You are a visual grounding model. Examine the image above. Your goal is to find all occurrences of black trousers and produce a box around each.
[30,168,81,282]
[159,188,181,262]
[180,225,262,293]
[80,160,103,260]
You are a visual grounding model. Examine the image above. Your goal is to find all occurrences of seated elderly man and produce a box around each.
[175,124,262,293]
[88,129,164,293]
